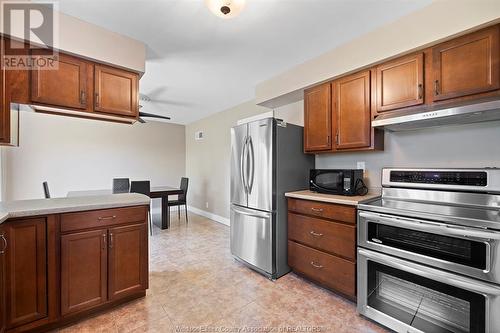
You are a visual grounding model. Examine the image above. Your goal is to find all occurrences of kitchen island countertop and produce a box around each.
[0,193,150,223]
[285,190,381,206]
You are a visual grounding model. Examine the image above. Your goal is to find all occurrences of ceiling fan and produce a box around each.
[138,93,171,123]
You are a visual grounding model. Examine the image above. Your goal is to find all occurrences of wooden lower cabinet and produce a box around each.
[61,229,108,316]
[108,224,148,301]
[288,241,355,298]
[4,218,48,329]
[0,205,148,333]
[0,226,6,333]
[287,198,357,300]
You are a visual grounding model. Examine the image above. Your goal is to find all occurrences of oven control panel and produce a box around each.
[389,170,487,186]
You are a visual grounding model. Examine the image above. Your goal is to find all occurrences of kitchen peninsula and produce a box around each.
[0,193,150,332]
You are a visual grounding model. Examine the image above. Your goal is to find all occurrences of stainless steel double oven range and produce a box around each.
[357,168,500,333]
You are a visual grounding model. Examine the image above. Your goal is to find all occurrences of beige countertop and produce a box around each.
[0,193,150,224]
[285,190,381,206]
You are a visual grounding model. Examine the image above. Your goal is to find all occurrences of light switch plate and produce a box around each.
[357,161,366,171]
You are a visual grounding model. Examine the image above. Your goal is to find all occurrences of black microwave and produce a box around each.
[310,169,367,196]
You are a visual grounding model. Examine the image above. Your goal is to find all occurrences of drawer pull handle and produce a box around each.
[98,215,116,221]
[109,233,114,248]
[310,261,323,269]
[0,234,7,254]
[102,233,107,250]
[309,231,324,237]
[310,208,323,213]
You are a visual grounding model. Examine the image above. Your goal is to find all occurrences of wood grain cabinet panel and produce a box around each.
[287,198,356,224]
[333,70,371,150]
[288,241,355,299]
[432,25,500,102]
[376,53,424,112]
[4,218,47,329]
[304,83,332,152]
[288,213,356,260]
[31,53,91,110]
[0,226,5,333]
[61,229,108,316]
[94,65,138,118]
[108,224,148,301]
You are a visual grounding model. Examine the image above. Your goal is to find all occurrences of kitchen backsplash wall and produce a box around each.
[316,120,500,189]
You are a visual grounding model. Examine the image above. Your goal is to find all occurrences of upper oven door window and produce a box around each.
[313,171,343,191]
[367,221,487,270]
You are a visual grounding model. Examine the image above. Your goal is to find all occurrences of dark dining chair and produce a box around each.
[42,181,51,199]
[130,181,153,236]
[112,178,130,194]
[168,177,189,224]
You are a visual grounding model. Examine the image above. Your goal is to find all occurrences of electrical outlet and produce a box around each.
[205,202,209,209]
[357,161,366,171]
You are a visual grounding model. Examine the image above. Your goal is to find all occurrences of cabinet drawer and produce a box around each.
[61,206,147,233]
[287,198,356,224]
[288,213,355,261]
[288,241,355,299]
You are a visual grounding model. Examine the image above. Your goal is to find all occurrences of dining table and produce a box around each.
[67,186,184,229]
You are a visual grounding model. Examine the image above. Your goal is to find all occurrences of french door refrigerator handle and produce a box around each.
[240,136,249,194]
[359,248,500,295]
[247,136,255,194]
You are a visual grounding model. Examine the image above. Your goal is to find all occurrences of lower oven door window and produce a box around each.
[367,261,485,333]
[368,222,487,270]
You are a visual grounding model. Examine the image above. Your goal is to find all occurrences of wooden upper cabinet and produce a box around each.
[4,218,47,329]
[61,229,108,316]
[31,53,92,110]
[304,83,332,152]
[333,70,371,150]
[376,53,424,112]
[432,25,500,102]
[94,65,138,118]
[108,224,148,301]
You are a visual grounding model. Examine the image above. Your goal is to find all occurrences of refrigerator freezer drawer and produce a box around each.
[230,204,273,275]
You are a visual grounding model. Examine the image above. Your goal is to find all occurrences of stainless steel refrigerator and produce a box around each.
[230,117,314,279]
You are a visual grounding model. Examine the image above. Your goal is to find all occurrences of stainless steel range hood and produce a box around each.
[372,99,500,131]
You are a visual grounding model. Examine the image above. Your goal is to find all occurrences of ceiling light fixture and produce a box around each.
[205,0,246,19]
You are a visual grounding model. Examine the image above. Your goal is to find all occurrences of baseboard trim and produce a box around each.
[188,206,230,226]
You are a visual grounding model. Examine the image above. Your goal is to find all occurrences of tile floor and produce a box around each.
[57,213,389,333]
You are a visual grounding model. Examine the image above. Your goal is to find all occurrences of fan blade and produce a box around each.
[139,111,171,121]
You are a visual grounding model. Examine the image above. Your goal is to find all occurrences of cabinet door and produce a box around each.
[376,53,424,112]
[0,226,5,333]
[31,53,91,110]
[94,65,138,117]
[304,83,332,152]
[432,25,500,101]
[333,71,371,150]
[61,229,107,316]
[4,219,47,329]
[108,224,147,301]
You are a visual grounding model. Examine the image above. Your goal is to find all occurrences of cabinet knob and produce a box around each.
[109,233,114,248]
[95,93,100,107]
[309,231,324,237]
[80,91,86,105]
[102,233,107,250]
[310,207,323,213]
[434,80,440,95]
[418,84,423,99]
[98,215,116,221]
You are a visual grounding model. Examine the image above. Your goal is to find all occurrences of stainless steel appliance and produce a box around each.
[230,118,314,279]
[309,169,367,196]
[357,168,500,333]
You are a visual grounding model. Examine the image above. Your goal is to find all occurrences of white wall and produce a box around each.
[256,0,500,107]
[3,112,185,200]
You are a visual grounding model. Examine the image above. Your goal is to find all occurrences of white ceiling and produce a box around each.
[56,0,432,124]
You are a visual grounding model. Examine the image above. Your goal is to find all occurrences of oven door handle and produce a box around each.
[359,211,500,241]
[359,248,500,295]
